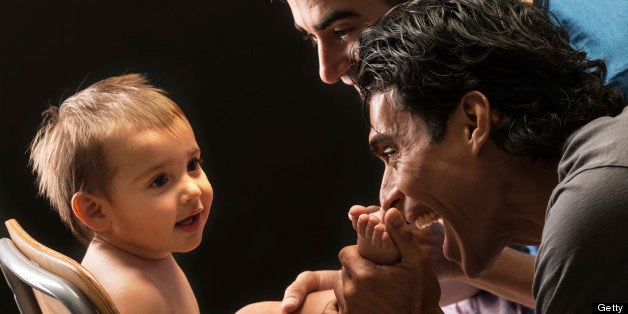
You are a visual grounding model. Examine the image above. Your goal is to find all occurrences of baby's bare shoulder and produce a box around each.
[82,246,198,313]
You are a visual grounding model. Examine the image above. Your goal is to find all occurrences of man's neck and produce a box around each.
[499,156,559,245]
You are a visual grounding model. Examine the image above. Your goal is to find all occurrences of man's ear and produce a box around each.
[460,91,493,156]
[71,192,109,232]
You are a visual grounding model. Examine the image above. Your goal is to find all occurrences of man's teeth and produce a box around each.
[415,210,440,229]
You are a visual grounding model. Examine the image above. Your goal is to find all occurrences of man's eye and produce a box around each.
[334,28,352,40]
[150,174,169,188]
[303,34,319,47]
[382,147,398,160]
[187,158,203,172]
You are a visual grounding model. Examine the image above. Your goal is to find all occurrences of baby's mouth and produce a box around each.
[176,212,199,226]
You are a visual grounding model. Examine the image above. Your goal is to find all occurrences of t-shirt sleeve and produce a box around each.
[534,166,628,313]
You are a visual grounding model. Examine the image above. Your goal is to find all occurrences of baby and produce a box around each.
[29,74,212,313]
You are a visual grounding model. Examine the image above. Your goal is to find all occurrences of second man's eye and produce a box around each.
[303,34,319,47]
[150,174,169,188]
[334,28,352,41]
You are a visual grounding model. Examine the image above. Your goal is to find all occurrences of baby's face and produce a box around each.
[97,124,212,259]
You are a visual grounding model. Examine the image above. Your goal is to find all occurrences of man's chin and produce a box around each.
[442,225,490,278]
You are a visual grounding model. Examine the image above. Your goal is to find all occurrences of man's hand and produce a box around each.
[281,270,340,312]
[349,205,463,279]
[334,208,443,313]
[322,298,340,314]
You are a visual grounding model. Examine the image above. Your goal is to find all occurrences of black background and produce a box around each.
[0,1,382,313]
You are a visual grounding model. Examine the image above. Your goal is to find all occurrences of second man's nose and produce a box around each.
[318,42,351,84]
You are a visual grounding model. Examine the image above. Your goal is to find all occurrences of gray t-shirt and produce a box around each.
[533,106,628,313]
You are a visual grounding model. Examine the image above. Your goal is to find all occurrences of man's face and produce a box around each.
[369,91,507,278]
[287,0,391,84]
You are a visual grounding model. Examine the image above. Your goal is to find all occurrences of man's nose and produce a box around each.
[379,168,404,211]
[317,42,351,84]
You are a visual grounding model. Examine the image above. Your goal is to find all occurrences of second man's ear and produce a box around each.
[71,191,110,232]
[460,91,493,156]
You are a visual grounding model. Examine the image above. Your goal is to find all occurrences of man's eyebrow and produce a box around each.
[368,133,393,155]
[315,9,360,31]
[294,9,361,34]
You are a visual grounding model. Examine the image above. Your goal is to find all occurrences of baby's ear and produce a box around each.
[71,192,110,232]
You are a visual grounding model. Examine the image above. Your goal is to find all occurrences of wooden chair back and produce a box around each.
[4,219,119,313]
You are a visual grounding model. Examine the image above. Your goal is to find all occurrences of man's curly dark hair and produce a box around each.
[357,0,624,159]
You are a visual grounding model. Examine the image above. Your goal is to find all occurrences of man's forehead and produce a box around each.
[368,91,423,140]
[287,0,326,24]
[369,92,391,119]
[368,92,397,136]
[288,0,363,31]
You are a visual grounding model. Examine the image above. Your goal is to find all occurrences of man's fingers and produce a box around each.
[280,271,318,312]
[280,287,302,312]
[280,270,341,312]
[322,298,340,314]
[338,245,376,278]
[384,208,427,263]
[334,270,346,313]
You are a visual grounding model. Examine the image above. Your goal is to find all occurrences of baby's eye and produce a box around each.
[150,174,169,188]
[187,158,203,172]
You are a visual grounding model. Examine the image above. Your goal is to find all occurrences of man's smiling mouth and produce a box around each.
[414,208,440,228]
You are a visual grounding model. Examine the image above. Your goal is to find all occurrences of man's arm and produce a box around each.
[282,205,536,312]
[280,238,536,312]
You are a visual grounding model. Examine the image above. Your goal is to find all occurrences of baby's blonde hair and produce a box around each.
[30,73,189,243]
